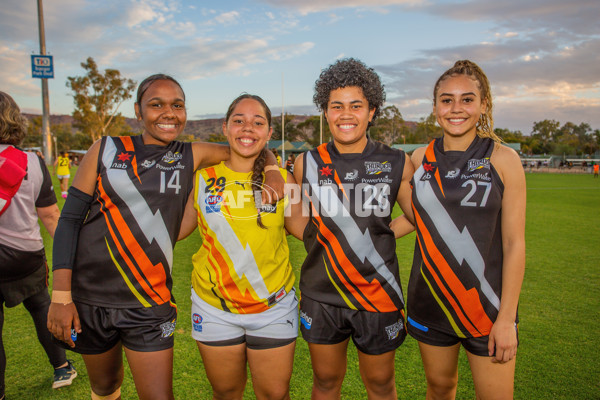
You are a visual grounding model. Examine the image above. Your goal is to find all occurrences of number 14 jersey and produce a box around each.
[72,135,194,308]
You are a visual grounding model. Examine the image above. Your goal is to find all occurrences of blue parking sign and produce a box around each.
[31,55,54,79]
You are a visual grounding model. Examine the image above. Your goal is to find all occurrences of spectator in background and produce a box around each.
[53,151,72,198]
[0,91,77,400]
[285,153,295,173]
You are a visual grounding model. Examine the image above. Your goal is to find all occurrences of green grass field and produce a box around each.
[3,172,599,399]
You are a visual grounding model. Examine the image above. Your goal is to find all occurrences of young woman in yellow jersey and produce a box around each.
[53,151,71,198]
[179,94,306,399]
[47,76,284,400]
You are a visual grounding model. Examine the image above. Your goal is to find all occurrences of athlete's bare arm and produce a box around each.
[191,142,284,204]
[284,170,308,240]
[178,189,198,241]
[47,140,101,347]
[488,144,526,363]
[390,154,415,239]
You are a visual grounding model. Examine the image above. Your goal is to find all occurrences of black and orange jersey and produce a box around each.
[71,135,194,308]
[300,139,407,312]
[407,136,505,338]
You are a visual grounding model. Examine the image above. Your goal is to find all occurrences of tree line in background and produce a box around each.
[22,58,600,157]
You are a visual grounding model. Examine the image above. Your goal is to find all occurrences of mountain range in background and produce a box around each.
[22,113,318,141]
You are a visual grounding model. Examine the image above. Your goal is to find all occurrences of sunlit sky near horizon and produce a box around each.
[1,0,599,134]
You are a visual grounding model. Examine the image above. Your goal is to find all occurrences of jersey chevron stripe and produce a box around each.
[104,237,151,307]
[306,152,402,305]
[120,136,141,184]
[312,211,392,311]
[196,172,270,301]
[314,218,372,311]
[196,209,245,313]
[97,177,169,305]
[102,137,174,272]
[414,166,500,311]
[415,222,481,336]
[323,255,356,310]
[424,141,445,198]
[419,266,466,338]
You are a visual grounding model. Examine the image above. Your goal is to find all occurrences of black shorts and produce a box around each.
[56,302,177,354]
[0,244,47,308]
[299,296,406,355]
[406,316,519,357]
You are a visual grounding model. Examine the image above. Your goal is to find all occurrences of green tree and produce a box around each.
[411,113,441,143]
[272,114,300,142]
[494,128,523,143]
[296,115,331,147]
[206,132,227,142]
[67,57,136,141]
[370,105,406,146]
[531,119,560,154]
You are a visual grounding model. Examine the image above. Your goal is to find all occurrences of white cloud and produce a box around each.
[257,0,422,15]
[215,11,240,25]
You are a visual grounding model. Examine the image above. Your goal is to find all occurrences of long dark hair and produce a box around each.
[225,94,272,229]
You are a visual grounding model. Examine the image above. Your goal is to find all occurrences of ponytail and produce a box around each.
[251,147,269,229]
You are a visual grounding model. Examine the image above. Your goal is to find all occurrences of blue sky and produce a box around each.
[1,0,599,134]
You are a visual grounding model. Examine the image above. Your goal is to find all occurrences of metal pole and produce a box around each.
[319,112,323,145]
[281,72,285,164]
[37,0,52,163]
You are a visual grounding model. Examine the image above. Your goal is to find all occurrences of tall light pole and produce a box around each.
[281,72,285,164]
[37,0,52,163]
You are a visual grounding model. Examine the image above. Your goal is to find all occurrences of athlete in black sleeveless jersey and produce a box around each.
[295,59,414,399]
[407,60,526,400]
[47,75,285,400]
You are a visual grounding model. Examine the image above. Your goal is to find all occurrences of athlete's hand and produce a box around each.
[488,319,518,363]
[262,169,285,204]
[47,302,81,348]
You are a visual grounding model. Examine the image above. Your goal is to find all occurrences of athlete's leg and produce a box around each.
[22,288,67,368]
[61,177,69,193]
[308,339,350,400]
[357,349,397,399]
[466,350,515,400]
[123,346,174,400]
[247,342,295,400]
[418,342,460,400]
[197,341,247,400]
[82,342,124,399]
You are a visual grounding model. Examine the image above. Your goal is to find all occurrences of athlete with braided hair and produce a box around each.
[47,76,284,400]
[407,60,526,399]
[179,94,306,399]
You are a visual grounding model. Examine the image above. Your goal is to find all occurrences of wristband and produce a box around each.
[264,165,279,173]
[51,290,73,305]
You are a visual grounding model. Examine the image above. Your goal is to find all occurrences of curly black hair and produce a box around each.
[313,58,386,124]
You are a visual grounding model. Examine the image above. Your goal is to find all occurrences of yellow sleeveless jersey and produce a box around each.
[191,162,294,314]
[56,156,70,176]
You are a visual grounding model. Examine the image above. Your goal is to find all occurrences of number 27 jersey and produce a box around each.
[408,136,504,338]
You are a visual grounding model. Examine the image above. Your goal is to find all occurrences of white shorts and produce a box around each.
[57,174,70,180]
[191,287,298,348]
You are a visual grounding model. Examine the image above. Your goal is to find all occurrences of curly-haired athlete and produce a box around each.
[295,58,415,399]
[407,60,526,399]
